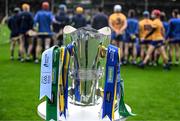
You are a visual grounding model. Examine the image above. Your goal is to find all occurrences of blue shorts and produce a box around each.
[150,40,164,48]
[111,31,123,41]
[125,37,138,43]
[169,39,180,44]
[140,40,152,45]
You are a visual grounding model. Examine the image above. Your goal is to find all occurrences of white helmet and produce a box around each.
[114,5,122,12]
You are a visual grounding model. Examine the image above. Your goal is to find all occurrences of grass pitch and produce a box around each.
[0,25,180,121]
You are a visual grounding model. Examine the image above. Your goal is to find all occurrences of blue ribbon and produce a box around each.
[67,43,81,102]
[59,47,70,118]
[102,44,119,120]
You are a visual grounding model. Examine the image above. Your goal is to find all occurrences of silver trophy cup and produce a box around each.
[64,26,111,105]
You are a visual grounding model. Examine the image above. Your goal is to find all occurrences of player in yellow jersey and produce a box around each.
[139,11,153,62]
[109,5,127,63]
[139,9,170,70]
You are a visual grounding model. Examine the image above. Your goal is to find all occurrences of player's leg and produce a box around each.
[118,41,124,63]
[124,42,129,64]
[140,44,145,62]
[10,37,16,60]
[132,43,137,64]
[168,43,173,65]
[143,45,155,64]
[45,37,51,50]
[35,38,42,63]
[153,49,160,66]
[158,45,170,70]
[17,37,21,60]
[27,37,33,61]
[138,43,155,68]
[175,43,180,65]
[19,35,25,62]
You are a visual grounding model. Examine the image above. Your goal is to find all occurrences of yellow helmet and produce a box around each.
[22,3,30,11]
[76,7,83,14]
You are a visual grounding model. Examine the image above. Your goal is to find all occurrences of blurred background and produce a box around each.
[0,0,180,20]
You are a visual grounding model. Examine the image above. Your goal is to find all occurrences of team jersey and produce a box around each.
[162,21,169,39]
[8,14,20,37]
[34,10,54,33]
[72,14,87,28]
[92,12,108,30]
[126,18,139,37]
[109,13,127,32]
[18,11,34,34]
[151,18,164,41]
[139,18,153,40]
[168,18,180,40]
[53,12,69,33]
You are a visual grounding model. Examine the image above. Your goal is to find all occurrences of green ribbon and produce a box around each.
[119,80,136,117]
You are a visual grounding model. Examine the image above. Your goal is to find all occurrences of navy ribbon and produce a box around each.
[102,44,119,120]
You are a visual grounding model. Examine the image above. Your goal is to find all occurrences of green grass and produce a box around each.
[0,24,10,44]
[0,25,180,120]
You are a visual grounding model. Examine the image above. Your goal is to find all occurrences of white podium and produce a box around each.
[37,98,131,121]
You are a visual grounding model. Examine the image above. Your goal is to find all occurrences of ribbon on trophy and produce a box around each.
[102,44,119,121]
[116,48,121,101]
[58,47,70,118]
[40,46,58,100]
[118,79,136,117]
[73,44,81,102]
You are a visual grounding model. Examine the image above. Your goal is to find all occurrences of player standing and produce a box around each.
[168,9,180,66]
[139,11,153,63]
[18,3,34,62]
[7,8,21,60]
[34,2,54,63]
[139,10,170,70]
[91,7,108,30]
[109,5,127,63]
[53,4,70,46]
[71,6,87,28]
[124,9,138,65]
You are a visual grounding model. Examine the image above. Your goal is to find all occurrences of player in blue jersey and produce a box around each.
[34,2,55,63]
[18,3,34,62]
[71,6,87,28]
[168,9,180,65]
[8,7,21,60]
[91,7,108,30]
[53,4,70,46]
[124,9,138,65]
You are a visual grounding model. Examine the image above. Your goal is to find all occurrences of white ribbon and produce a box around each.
[40,46,57,100]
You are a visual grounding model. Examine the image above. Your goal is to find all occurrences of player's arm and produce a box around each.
[119,17,127,34]
[109,16,118,33]
[145,22,156,39]
[166,20,172,40]
[145,27,156,39]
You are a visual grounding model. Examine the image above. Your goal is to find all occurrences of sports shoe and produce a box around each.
[174,61,179,66]
[163,64,170,70]
[168,60,172,65]
[131,60,137,65]
[26,56,31,61]
[20,58,25,62]
[10,56,14,60]
[153,62,157,67]
[123,60,128,65]
[34,59,39,64]
[138,62,145,69]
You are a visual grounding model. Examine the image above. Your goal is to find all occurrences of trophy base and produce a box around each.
[37,98,131,121]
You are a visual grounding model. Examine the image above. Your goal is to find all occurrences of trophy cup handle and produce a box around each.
[63,25,77,34]
[98,27,111,36]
